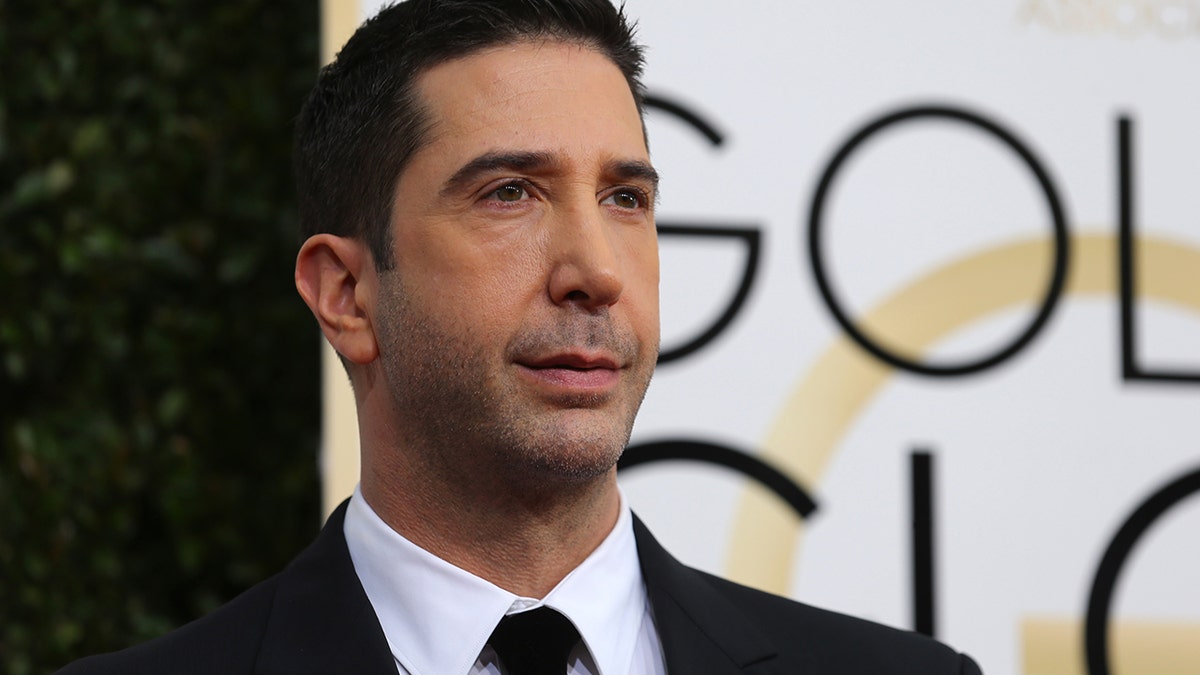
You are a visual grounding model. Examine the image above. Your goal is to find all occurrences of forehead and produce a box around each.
[409,41,648,172]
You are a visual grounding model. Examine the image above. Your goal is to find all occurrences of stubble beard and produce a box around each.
[373,276,656,495]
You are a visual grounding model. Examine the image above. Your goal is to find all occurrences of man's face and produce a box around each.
[371,41,659,486]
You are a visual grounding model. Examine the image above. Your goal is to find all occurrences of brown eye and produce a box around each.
[493,184,526,202]
[605,189,644,209]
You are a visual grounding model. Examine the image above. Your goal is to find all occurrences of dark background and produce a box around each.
[2,3,323,672]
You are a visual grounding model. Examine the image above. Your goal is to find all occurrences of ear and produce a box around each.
[295,234,379,365]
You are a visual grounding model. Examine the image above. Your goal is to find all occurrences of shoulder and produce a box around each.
[698,570,981,674]
[632,515,980,673]
[55,576,281,675]
[54,502,389,675]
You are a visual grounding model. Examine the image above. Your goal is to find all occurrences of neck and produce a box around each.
[360,446,621,598]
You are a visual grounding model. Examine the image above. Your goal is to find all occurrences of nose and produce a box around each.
[546,205,624,310]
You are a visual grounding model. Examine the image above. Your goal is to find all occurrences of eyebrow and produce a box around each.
[440,151,559,197]
[604,159,660,195]
[439,151,660,198]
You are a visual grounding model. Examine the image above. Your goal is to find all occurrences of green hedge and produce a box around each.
[2,3,322,672]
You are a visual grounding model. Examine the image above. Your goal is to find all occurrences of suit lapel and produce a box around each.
[634,516,778,675]
[255,501,397,675]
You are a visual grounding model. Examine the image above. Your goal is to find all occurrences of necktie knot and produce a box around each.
[488,606,581,675]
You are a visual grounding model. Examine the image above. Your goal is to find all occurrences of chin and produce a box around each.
[532,438,625,483]
[483,400,639,484]
[503,425,629,484]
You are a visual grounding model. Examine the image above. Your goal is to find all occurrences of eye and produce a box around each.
[603,189,647,210]
[490,183,528,203]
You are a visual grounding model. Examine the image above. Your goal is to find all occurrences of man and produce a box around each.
[61,0,983,673]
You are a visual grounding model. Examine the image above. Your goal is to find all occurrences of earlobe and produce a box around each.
[295,234,379,364]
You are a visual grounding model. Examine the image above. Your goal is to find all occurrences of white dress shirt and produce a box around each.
[343,485,667,675]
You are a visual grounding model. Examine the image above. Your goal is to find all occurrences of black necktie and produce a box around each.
[487,606,581,675]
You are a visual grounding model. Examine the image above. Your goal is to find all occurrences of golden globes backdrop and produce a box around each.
[321,2,1200,673]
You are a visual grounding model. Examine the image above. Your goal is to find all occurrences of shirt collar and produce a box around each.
[541,493,645,675]
[343,485,647,675]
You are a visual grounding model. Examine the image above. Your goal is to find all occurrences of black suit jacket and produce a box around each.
[58,502,982,674]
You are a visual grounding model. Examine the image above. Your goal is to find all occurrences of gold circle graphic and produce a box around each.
[728,232,1200,588]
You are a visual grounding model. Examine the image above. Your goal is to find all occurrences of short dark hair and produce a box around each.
[294,0,646,270]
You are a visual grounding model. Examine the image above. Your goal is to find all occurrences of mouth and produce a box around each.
[521,352,620,370]
[515,351,623,393]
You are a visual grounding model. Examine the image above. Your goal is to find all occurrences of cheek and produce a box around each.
[631,284,660,338]
[435,250,546,329]
[622,244,661,337]
[410,223,545,296]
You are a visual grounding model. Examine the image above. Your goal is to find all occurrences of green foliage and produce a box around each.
[1,2,322,672]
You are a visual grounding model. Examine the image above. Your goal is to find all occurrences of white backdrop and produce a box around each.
[329,2,1200,673]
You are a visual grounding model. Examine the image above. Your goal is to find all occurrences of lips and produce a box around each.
[522,352,619,370]
[516,351,623,392]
